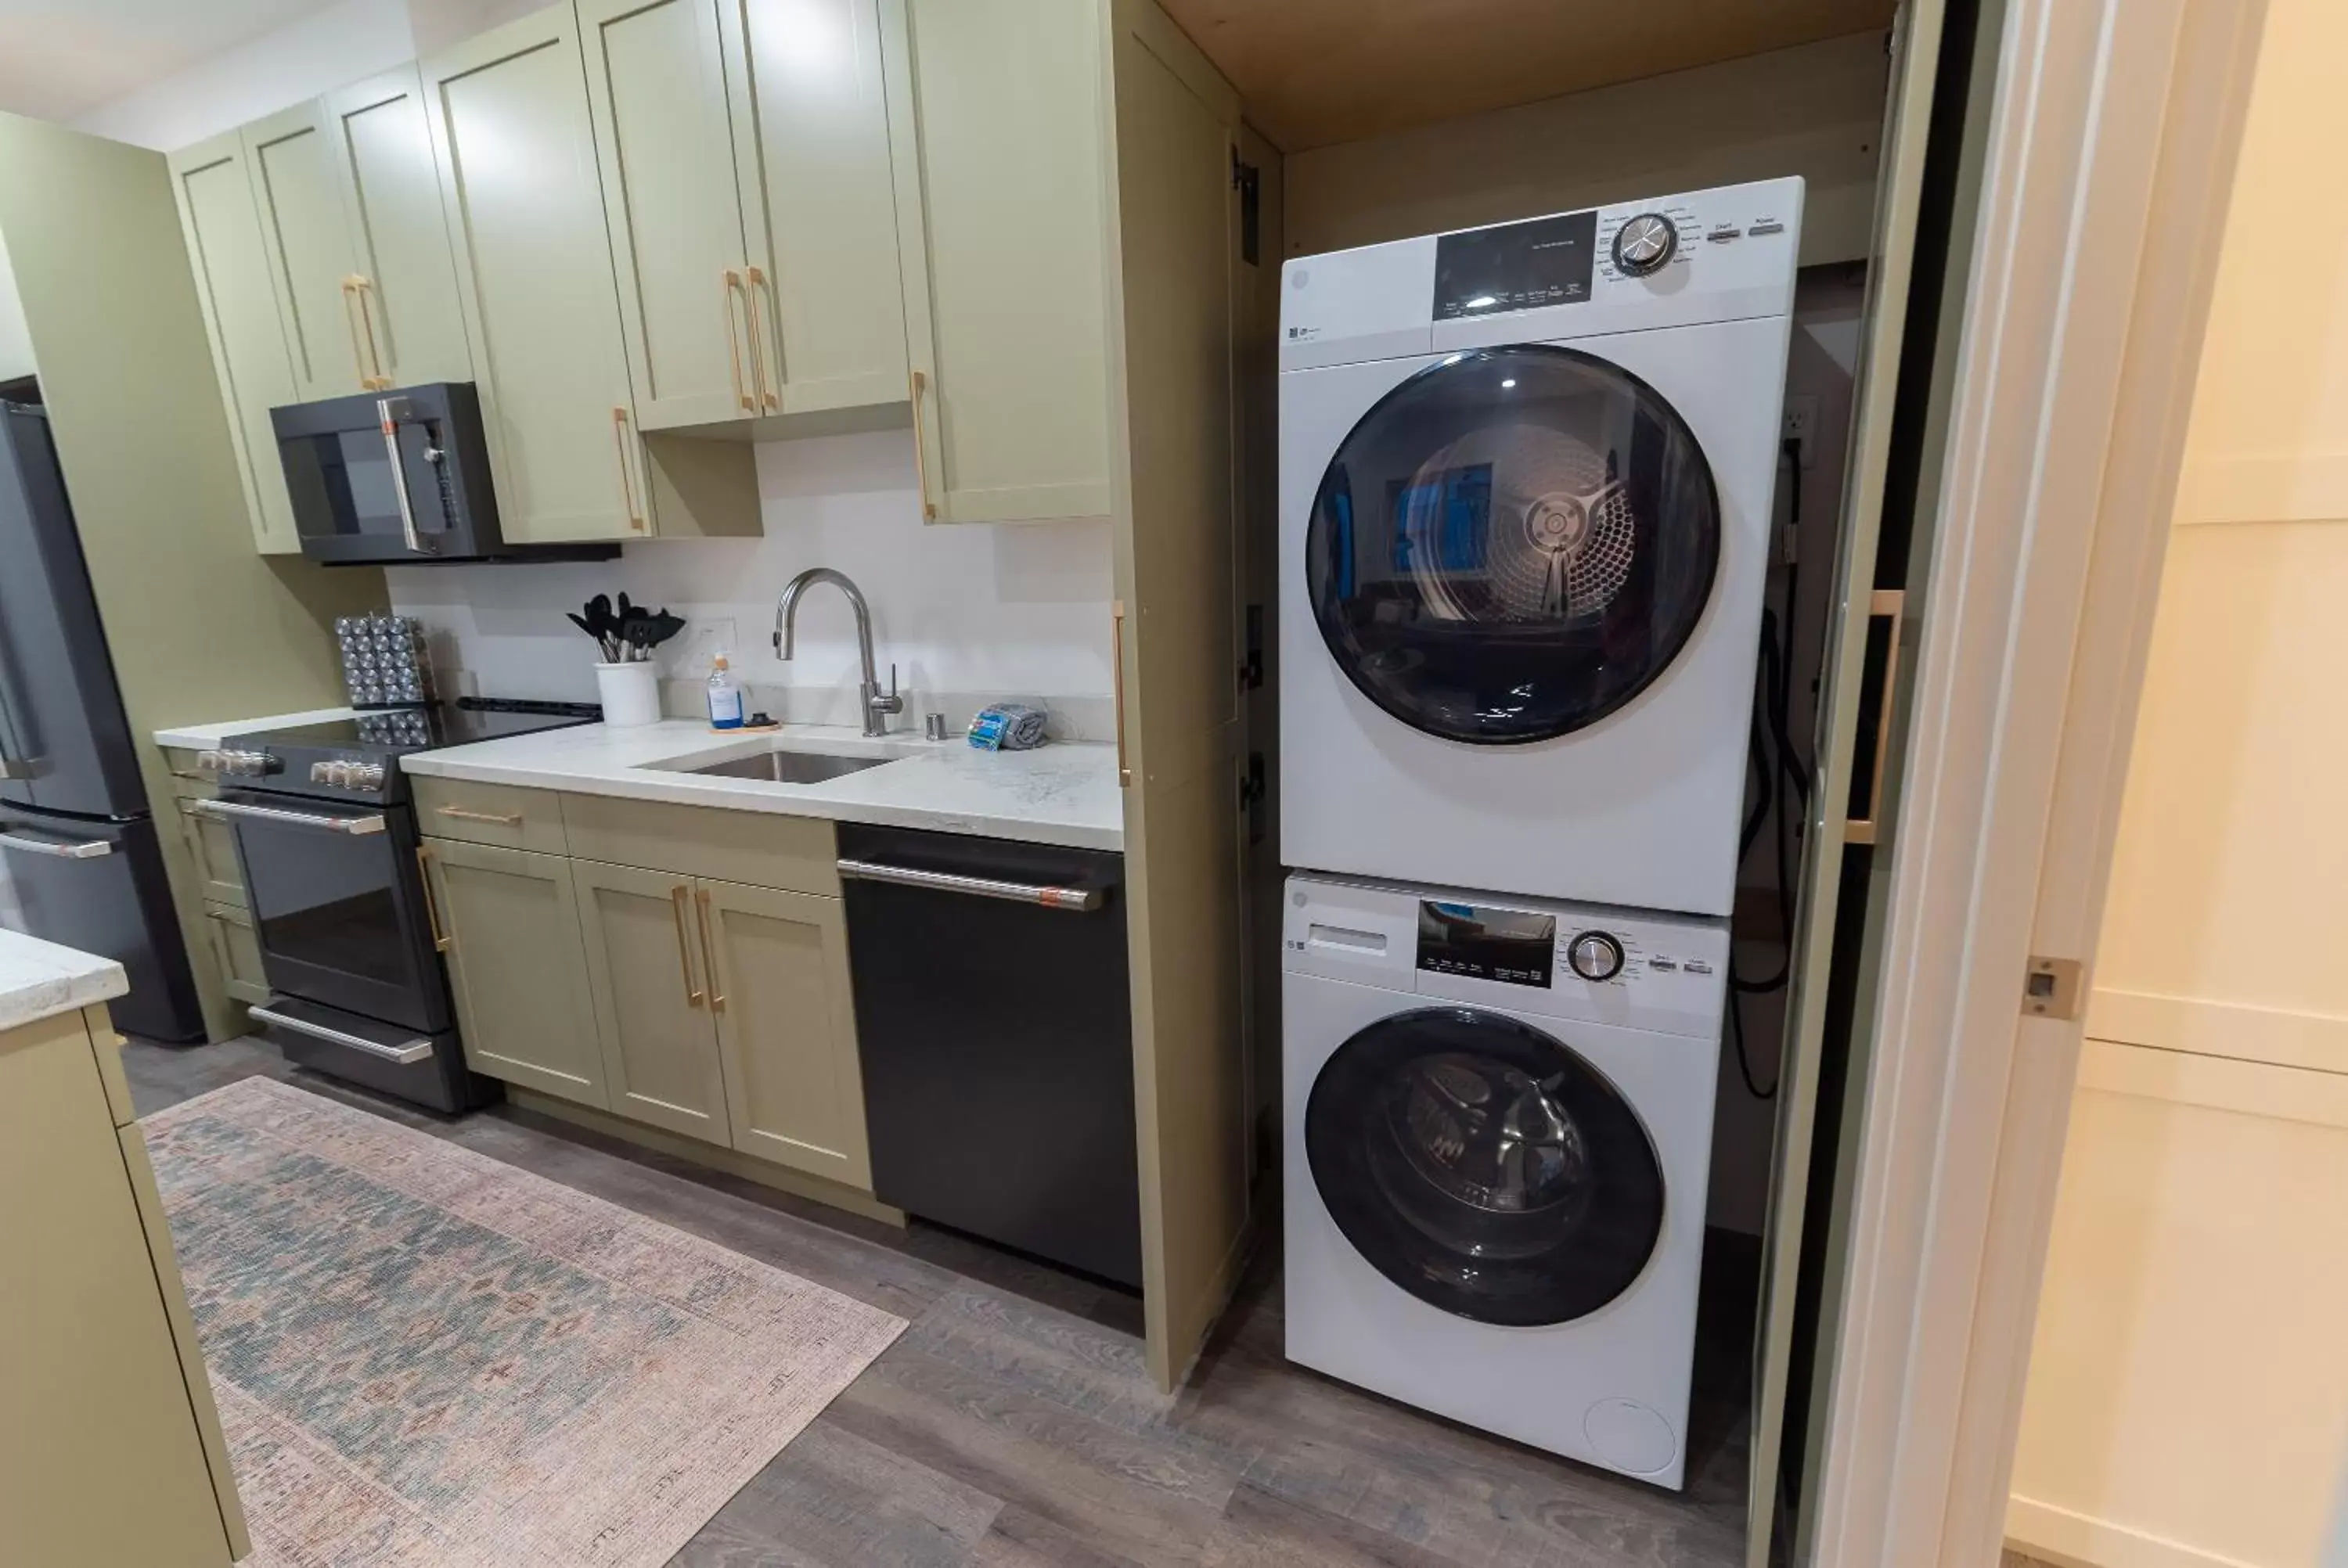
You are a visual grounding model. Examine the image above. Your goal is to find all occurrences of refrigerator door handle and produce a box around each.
[0,829,113,858]
[0,753,36,781]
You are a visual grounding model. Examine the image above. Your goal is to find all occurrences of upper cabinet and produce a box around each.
[320,67,475,390]
[242,103,364,404]
[880,0,1115,524]
[167,135,303,555]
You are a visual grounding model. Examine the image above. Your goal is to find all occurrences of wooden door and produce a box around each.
[243,102,366,403]
[580,0,760,431]
[699,876,870,1187]
[423,5,647,542]
[166,134,301,554]
[573,858,733,1145]
[322,66,474,388]
[421,837,608,1107]
[878,0,1114,523]
[722,0,907,414]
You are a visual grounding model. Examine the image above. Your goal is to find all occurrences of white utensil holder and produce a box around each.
[595,661,661,726]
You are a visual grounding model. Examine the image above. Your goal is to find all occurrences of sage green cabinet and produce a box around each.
[879,0,1114,523]
[421,837,609,1106]
[572,858,732,1145]
[243,103,366,403]
[702,876,870,1187]
[321,66,474,388]
[174,800,244,908]
[167,135,302,555]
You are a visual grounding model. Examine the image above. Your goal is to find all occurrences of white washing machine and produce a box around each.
[1282,872,1727,1487]
[1279,178,1804,915]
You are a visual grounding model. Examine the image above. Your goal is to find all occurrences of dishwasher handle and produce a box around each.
[836,857,1104,912]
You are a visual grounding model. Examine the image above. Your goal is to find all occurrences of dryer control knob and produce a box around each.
[1567,930,1626,983]
[1611,213,1679,276]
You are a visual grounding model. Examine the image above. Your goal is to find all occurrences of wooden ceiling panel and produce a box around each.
[1158,0,1895,152]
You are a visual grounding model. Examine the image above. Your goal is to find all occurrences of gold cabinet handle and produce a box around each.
[693,887,724,1013]
[340,275,373,389]
[416,846,450,952]
[610,406,645,532]
[744,264,778,411]
[355,276,390,390]
[722,269,752,412]
[1111,599,1130,788]
[1845,588,1907,846]
[909,369,938,520]
[434,806,521,827]
[671,884,704,1007]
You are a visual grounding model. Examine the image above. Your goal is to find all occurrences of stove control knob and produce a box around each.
[196,750,224,773]
[223,749,276,777]
[1610,212,1679,276]
[351,764,386,791]
[308,761,333,783]
[1566,930,1626,983]
[323,761,349,786]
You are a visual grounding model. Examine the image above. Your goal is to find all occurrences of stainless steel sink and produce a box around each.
[682,750,895,784]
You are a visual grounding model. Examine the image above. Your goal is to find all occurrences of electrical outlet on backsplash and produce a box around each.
[675,617,738,679]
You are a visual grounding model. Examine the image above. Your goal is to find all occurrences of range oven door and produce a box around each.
[200,791,451,1034]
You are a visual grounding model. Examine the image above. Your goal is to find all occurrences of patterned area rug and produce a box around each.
[144,1077,906,1567]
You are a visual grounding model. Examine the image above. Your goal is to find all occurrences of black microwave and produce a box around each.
[269,383,614,566]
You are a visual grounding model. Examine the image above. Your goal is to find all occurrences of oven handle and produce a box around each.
[193,798,387,836]
[835,857,1104,912]
[247,1004,434,1065]
[0,829,113,858]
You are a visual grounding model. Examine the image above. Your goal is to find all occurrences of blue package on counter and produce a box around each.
[967,703,1049,750]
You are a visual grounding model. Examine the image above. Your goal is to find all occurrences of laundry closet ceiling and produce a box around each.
[1158,0,1896,151]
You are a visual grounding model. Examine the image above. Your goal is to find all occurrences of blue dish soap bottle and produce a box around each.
[706,652,744,729]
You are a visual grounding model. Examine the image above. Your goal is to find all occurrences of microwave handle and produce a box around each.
[376,396,441,558]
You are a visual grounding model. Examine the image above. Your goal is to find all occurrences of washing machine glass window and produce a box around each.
[1305,343,1720,745]
[1304,1005,1666,1326]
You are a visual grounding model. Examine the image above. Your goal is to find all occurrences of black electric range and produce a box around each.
[191,698,600,1113]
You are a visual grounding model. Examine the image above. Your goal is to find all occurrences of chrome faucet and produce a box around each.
[772,567,902,737]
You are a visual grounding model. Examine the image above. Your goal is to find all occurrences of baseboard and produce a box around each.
[2008,1494,2263,1568]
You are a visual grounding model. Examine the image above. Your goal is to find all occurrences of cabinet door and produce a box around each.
[242,102,366,403]
[422,837,608,1106]
[322,66,474,388]
[175,799,244,907]
[202,902,270,1006]
[166,134,302,555]
[700,877,870,1187]
[580,0,757,431]
[722,0,907,415]
[574,858,732,1145]
[423,5,647,542]
[879,0,1112,523]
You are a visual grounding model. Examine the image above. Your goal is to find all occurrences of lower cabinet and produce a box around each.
[201,902,268,1005]
[572,859,732,1145]
[421,839,609,1107]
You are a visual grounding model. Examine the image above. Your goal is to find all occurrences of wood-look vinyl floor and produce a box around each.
[125,1036,1759,1568]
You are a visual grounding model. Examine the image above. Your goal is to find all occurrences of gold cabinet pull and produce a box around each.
[909,368,938,520]
[340,275,373,388]
[1845,588,1907,845]
[355,276,390,389]
[744,264,778,411]
[693,887,725,1013]
[1111,599,1130,788]
[434,806,521,827]
[671,884,704,1007]
[416,846,450,952]
[722,268,752,412]
[610,406,646,532]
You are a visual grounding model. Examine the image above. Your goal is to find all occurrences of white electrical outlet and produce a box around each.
[678,617,737,677]
[1782,394,1821,468]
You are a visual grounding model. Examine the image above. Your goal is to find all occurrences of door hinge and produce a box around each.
[2022,956,2085,1020]
[1231,147,1261,266]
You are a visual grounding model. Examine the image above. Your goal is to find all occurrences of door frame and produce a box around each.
[1802,0,2268,1562]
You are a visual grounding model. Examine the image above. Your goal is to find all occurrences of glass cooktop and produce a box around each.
[261,699,601,755]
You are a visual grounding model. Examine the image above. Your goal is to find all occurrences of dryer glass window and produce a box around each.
[1305,1006,1665,1326]
[1306,344,1720,744]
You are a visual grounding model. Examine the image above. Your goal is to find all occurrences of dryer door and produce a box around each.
[1305,1005,1666,1326]
[1305,343,1720,745]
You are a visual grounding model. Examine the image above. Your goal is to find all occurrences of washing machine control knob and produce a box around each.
[1566,930,1626,983]
[1611,212,1679,276]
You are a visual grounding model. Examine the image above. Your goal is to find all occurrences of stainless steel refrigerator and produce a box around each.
[0,400,204,1040]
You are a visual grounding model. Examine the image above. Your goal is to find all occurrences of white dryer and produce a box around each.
[1282,872,1727,1487]
[1279,178,1804,915]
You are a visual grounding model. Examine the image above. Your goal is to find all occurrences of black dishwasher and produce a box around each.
[837,822,1140,1287]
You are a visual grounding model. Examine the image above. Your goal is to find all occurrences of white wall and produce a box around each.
[0,225,31,383]
[385,430,1118,732]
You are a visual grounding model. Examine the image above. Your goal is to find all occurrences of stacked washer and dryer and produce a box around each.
[1277,178,1805,1489]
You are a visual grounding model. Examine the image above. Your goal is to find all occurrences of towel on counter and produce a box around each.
[967,703,1049,750]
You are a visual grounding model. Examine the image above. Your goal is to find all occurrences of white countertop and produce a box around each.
[401,720,1125,851]
[0,929,128,1033]
[153,707,358,750]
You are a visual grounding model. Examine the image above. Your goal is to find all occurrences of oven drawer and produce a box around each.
[413,778,567,855]
[560,793,837,894]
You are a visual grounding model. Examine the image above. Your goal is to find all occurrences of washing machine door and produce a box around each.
[1306,343,1720,745]
[1305,1005,1666,1326]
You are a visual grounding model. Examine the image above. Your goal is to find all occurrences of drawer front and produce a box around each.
[412,777,567,854]
[560,793,837,894]
[204,901,270,1005]
[162,749,217,799]
[176,798,245,906]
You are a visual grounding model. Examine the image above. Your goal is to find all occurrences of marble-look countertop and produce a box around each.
[153,707,358,751]
[0,929,128,1033]
[402,719,1125,851]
